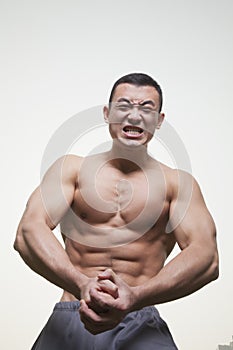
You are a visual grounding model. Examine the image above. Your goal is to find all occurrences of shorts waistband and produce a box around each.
[53,301,159,317]
[54,300,80,311]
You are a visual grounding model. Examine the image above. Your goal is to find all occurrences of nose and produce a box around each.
[127,106,142,124]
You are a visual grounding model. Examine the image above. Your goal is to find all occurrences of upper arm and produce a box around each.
[168,171,217,252]
[20,155,80,230]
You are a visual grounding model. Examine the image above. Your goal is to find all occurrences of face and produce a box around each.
[104,83,165,148]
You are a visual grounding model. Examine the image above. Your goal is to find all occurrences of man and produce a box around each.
[14,73,219,349]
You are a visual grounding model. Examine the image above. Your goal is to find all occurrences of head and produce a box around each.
[104,73,165,148]
[109,72,163,113]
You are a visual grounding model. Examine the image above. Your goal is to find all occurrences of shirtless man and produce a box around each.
[14,73,219,350]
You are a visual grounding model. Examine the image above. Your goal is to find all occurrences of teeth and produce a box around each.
[126,130,140,134]
[124,127,142,134]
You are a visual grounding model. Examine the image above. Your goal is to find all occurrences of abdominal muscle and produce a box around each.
[60,224,175,302]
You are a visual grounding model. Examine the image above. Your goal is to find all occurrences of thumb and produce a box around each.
[98,268,115,281]
[98,269,123,286]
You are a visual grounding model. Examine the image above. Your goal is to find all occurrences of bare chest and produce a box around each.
[72,165,168,227]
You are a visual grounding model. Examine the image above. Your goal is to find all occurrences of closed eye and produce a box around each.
[140,107,154,113]
[116,104,131,111]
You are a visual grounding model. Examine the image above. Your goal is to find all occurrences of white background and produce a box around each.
[1,0,233,349]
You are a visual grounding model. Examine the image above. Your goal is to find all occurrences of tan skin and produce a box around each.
[14,84,219,335]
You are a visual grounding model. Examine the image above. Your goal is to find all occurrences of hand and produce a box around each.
[79,269,138,334]
[97,269,136,313]
[79,297,125,334]
[79,275,118,313]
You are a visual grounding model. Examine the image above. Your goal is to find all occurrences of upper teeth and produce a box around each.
[127,130,140,134]
[125,127,141,133]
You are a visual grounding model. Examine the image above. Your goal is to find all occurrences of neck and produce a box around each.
[107,140,150,171]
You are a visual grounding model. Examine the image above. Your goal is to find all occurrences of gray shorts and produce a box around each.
[31,301,178,350]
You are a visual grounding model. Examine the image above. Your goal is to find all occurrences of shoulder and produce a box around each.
[59,154,84,166]
[42,154,84,183]
[156,161,199,200]
[60,154,84,172]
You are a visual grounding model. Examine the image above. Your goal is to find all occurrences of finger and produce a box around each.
[80,299,112,326]
[98,269,123,288]
[82,292,91,304]
[79,299,88,315]
[83,286,114,312]
[79,299,103,322]
[80,301,122,335]
[80,306,113,333]
[97,268,115,281]
[80,305,118,334]
[98,279,119,298]
[89,288,115,311]
[87,296,109,314]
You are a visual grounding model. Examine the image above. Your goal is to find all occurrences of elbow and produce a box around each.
[211,260,219,281]
[14,222,31,254]
[208,251,219,282]
[14,234,24,253]
[13,236,19,252]
[14,225,25,254]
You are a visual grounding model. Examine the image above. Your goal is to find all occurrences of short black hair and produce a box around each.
[109,73,163,112]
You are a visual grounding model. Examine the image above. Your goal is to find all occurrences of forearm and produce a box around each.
[14,221,87,298]
[133,244,219,310]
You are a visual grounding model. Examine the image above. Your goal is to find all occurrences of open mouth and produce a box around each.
[123,125,144,136]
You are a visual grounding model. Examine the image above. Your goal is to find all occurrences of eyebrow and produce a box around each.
[140,100,156,107]
[116,98,156,107]
[116,98,131,103]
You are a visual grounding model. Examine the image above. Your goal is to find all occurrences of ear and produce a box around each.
[103,105,110,123]
[156,113,165,129]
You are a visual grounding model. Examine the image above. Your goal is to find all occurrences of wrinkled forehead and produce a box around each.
[112,83,160,107]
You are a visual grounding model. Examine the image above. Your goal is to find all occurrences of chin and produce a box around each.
[118,137,146,148]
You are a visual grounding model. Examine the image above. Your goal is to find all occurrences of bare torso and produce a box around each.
[60,152,176,301]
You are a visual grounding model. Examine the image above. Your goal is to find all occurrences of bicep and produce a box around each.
[169,172,216,250]
[22,156,77,229]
